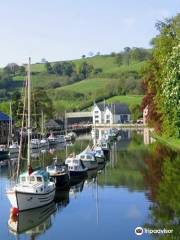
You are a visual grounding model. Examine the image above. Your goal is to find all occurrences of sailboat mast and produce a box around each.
[41,111,44,137]
[27,57,31,166]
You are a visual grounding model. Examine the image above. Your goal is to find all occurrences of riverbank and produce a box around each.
[152,133,180,151]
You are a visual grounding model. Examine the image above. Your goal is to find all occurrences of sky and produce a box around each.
[0,0,179,66]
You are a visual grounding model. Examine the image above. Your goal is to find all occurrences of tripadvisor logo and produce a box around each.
[135,226,144,236]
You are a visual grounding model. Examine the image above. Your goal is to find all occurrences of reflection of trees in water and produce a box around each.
[98,146,148,191]
[142,144,180,239]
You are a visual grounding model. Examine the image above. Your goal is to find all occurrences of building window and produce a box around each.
[95,120,99,124]
[95,115,99,118]
[95,111,99,114]
[106,120,110,124]
[106,115,110,119]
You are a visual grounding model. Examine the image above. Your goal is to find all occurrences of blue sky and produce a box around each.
[0,0,179,66]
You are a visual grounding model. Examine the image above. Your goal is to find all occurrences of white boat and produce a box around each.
[7,170,55,211]
[64,132,76,141]
[93,146,105,163]
[40,138,49,148]
[31,138,40,149]
[78,146,98,170]
[9,142,19,154]
[65,154,87,177]
[6,58,55,211]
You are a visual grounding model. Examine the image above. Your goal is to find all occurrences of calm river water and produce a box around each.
[0,130,179,240]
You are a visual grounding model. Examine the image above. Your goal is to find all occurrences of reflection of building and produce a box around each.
[0,112,10,144]
[144,128,155,145]
[92,103,131,124]
[143,106,148,125]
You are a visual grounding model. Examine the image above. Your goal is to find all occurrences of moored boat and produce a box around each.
[93,146,105,164]
[6,58,56,211]
[9,142,19,155]
[46,158,70,189]
[65,154,87,177]
[78,146,98,170]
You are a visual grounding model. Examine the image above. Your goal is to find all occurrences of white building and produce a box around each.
[92,103,131,125]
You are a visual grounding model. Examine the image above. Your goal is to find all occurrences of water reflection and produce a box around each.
[8,202,56,236]
[0,131,179,240]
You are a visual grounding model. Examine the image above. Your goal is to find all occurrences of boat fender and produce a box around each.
[10,207,19,222]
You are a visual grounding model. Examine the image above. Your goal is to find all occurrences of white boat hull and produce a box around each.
[7,189,55,211]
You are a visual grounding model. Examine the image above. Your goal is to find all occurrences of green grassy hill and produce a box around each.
[0,50,150,116]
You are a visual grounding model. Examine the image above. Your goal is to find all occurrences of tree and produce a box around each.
[116,53,123,65]
[142,13,180,136]
[53,62,63,75]
[123,47,131,65]
[4,63,19,75]
[61,62,75,76]
[79,62,93,79]
[161,44,180,137]
[45,62,53,74]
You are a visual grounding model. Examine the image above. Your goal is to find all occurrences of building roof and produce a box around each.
[96,103,130,115]
[45,119,64,130]
[0,112,10,121]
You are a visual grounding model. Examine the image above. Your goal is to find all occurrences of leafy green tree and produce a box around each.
[116,53,123,65]
[161,45,180,137]
[4,63,19,75]
[79,62,93,79]
[53,62,63,75]
[142,13,180,136]
[61,62,75,76]
[45,62,53,74]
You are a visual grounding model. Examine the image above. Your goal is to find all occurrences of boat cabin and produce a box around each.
[19,170,49,185]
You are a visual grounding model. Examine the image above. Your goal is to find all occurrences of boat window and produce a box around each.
[73,160,78,164]
[21,176,26,182]
[87,155,92,160]
[37,177,42,182]
[30,176,35,182]
[80,155,85,159]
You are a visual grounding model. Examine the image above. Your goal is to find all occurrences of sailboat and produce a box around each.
[6,58,55,211]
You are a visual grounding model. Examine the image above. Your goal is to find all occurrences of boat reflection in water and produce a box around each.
[8,202,56,237]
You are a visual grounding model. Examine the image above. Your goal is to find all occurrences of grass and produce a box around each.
[152,133,180,151]
[51,77,112,97]
[106,95,143,106]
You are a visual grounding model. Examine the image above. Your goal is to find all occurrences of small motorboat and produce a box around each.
[31,139,40,149]
[46,158,70,189]
[9,142,19,154]
[64,132,76,141]
[65,154,87,177]
[78,146,98,170]
[7,169,56,211]
[93,146,105,164]
[40,138,49,148]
